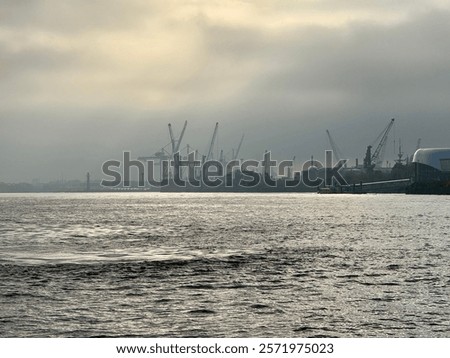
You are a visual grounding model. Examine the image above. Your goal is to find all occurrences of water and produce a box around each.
[0,192,449,337]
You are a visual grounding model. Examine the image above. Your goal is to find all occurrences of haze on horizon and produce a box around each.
[1,0,450,183]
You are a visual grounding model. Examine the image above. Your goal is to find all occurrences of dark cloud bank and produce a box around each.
[1,2,449,182]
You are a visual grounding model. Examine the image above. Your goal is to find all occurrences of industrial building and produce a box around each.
[412,148,450,182]
[406,148,450,194]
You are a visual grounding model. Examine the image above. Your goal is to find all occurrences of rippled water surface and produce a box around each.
[0,193,449,337]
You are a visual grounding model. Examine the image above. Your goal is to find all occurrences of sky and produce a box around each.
[1,0,450,182]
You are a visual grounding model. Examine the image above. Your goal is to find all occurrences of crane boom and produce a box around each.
[168,121,188,155]
[168,123,176,154]
[206,122,218,161]
[233,134,245,160]
[371,118,395,166]
[175,120,188,153]
[326,130,343,161]
[364,118,395,170]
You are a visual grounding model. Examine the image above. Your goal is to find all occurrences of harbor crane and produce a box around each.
[138,121,187,182]
[138,147,171,183]
[232,134,245,160]
[363,118,395,170]
[326,129,344,161]
[206,122,219,161]
[168,120,187,155]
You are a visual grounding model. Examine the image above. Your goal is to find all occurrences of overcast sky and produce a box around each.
[1,0,450,182]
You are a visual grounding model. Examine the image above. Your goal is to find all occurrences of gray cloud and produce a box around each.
[1,1,449,182]
[0,0,155,33]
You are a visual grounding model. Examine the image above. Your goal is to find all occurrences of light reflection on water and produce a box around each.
[0,192,449,337]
